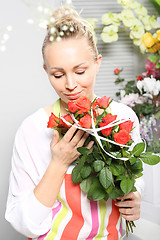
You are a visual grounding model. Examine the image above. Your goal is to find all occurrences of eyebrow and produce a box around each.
[50,62,87,71]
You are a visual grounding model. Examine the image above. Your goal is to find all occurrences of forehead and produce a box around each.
[44,38,94,67]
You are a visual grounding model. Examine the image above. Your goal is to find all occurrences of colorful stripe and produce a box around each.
[46,192,68,240]
[38,202,62,240]
[60,174,84,239]
[86,200,99,239]
[106,200,120,240]
[95,199,107,239]
[119,221,122,236]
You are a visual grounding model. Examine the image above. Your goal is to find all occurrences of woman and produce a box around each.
[5,6,143,240]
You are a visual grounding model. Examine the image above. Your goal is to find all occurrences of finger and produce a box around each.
[121,213,140,221]
[117,192,134,201]
[121,214,134,221]
[63,124,79,142]
[50,130,59,148]
[86,140,94,149]
[76,132,89,148]
[115,200,135,208]
[71,130,86,146]
[119,207,133,215]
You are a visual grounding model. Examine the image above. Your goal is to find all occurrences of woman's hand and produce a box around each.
[115,191,141,221]
[50,126,94,170]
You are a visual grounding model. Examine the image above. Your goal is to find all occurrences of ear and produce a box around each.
[95,54,102,74]
[43,64,47,73]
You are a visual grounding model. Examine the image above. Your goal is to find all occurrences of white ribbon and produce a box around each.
[60,108,131,161]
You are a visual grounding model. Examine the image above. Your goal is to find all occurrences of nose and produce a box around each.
[65,74,77,90]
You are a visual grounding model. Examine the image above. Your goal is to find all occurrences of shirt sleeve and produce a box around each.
[5,115,56,238]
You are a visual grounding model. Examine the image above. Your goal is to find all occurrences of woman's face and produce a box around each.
[44,37,102,110]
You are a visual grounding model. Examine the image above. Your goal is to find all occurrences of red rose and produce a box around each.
[102,113,117,125]
[114,130,131,145]
[119,120,134,133]
[68,101,78,113]
[47,113,60,128]
[137,75,143,81]
[79,114,92,129]
[76,96,91,114]
[114,68,121,75]
[99,113,117,136]
[68,96,91,114]
[96,96,110,109]
[99,122,112,136]
[59,114,74,128]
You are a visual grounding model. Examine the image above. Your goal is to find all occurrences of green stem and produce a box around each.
[126,220,129,237]
[94,137,106,162]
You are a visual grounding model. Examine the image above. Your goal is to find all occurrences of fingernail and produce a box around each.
[90,141,94,147]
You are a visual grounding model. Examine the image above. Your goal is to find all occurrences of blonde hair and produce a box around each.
[42,6,98,66]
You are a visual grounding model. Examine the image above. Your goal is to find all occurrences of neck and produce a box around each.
[60,100,69,116]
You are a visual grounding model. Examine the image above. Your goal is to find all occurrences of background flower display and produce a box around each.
[86,0,160,153]
[87,0,160,54]
[114,50,160,153]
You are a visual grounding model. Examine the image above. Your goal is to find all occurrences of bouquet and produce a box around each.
[47,96,160,237]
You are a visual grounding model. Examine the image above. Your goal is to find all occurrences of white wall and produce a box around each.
[0,1,60,239]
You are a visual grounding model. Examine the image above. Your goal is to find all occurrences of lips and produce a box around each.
[65,91,82,100]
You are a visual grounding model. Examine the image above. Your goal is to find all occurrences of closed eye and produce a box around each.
[76,71,85,75]
[54,74,64,78]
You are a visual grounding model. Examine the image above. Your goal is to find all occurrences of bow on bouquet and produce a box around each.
[47,96,160,236]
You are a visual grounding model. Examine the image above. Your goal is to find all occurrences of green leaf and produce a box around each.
[105,157,112,165]
[126,80,136,87]
[106,184,114,194]
[116,92,120,97]
[93,151,102,160]
[131,168,143,174]
[80,177,92,194]
[71,155,86,183]
[135,172,143,179]
[80,165,92,178]
[120,178,134,195]
[140,153,160,165]
[99,167,112,189]
[116,175,127,181]
[87,177,107,201]
[87,154,95,163]
[72,165,83,183]
[93,160,105,172]
[156,62,160,69]
[92,187,107,201]
[109,187,124,200]
[115,78,124,85]
[110,165,120,176]
[110,163,125,176]
[131,159,142,170]
[129,157,137,165]
[148,55,158,63]
[110,151,122,158]
[77,147,90,155]
[132,142,145,157]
